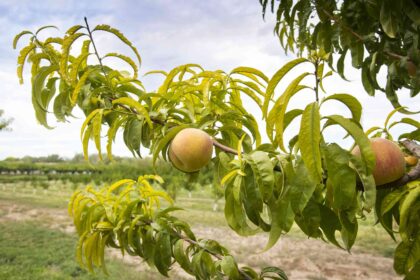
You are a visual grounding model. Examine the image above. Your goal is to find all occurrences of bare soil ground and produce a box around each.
[0,201,401,280]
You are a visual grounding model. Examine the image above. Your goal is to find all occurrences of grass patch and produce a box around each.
[0,221,166,280]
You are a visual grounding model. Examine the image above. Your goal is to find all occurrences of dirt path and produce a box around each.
[0,201,401,280]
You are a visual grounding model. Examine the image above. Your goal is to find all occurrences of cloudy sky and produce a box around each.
[0,0,418,160]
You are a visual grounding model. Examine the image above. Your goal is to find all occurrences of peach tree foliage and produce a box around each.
[260,0,420,112]
[13,3,420,279]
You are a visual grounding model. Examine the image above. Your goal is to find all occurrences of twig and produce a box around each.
[401,139,420,157]
[212,139,238,155]
[180,235,253,280]
[84,17,114,89]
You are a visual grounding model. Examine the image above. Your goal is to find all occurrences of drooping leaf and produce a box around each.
[322,93,362,123]
[263,58,308,118]
[13,30,33,49]
[299,102,322,183]
[93,24,142,66]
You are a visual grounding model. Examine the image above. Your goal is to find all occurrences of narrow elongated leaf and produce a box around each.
[71,68,94,105]
[380,1,398,38]
[322,93,362,123]
[93,24,142,66]
[60,33,85,80]
[299,102,322,183]
[245,151,274,202]
[263,58,308,117]
[17,43,36,84]
[400,186,420,242]
[112,97,152,127]
[103,52,138,79]
[289,160,317,214]
[231,66,269,82]
[394,236,420,275]
[324,115,375,174]
[13,30,33,49]
[268,74,309,150]
[154,232,172,277]
[323,144,356,210]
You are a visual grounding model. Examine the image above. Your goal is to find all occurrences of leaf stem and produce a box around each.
[84,17,114,90]
[314,60,319,103]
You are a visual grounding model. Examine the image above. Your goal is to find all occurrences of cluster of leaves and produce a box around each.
[366,107,420,141]
[218,53,377,253]
[260,0,420,111]
[69,175,287,280]
[14,19,420,279]
[376,180,420,278]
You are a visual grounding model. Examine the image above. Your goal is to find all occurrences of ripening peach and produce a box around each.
[352,138,406,186]
[168,128,213,173]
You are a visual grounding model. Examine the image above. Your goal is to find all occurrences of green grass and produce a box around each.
[0,221,167,280]
[0,180,399,260]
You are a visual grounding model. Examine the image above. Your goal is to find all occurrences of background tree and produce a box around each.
[13,1,420,279]
[0,109,13,131]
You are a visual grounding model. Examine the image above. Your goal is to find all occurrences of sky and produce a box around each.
[0,0,418,160]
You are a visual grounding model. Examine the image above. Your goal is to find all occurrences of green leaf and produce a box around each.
[93,24,142,66]
[400,186,420,242]
[154,232,172,277]
[71,68,95,105]
[244,151,274,202]
[405,261,420,280]
[106,116,127,160]
[263,58,308,117]
[323,144,356,210]
[225,176,258,236]
[69,52,91,85]
[35,25,58,35]
[173,239,193,275]
[299,102,322,183]
[103,52,138,79]
[66,25,84,35]
[337,49,349,81]
[13,30,33,49]
[231,66,269,83]
[92,110,104,160]
[123,118,143,157]
[394,235,420,275]
[60,33,85,81]
[220,256,240,279]
[32,65,59,128]
[112,97,152,127]
[381,189,406,216]
[289,160,317,214]
[265,197,294,250]
[322,93,362,123]
[380,1,398,38]
[17,43,36,84]
[268,73,309,150]
[260,266,288,280]
[283,109,303,131]
[80,109,101,140]
[319,205,343,249]
[324,115,375,175]
[339,210,358,251]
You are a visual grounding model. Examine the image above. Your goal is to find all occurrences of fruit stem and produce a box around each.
[212,139,238,155]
